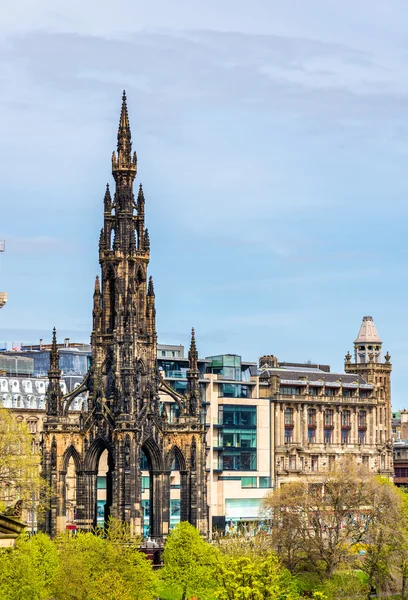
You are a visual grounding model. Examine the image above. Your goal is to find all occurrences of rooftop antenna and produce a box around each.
[0,241,6,310]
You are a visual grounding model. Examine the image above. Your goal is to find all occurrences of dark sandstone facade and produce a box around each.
[42,93,208,538]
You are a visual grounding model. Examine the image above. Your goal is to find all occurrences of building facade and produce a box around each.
[154,314,393,532]
[40,93,208,539]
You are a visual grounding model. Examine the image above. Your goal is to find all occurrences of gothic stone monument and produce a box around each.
[42,93,208,539]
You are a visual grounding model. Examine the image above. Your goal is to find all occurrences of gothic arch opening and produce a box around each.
[65,455,77,529]
[141,438,164,539]
[96,449,114,529]
[85,438,114,530]
[168,446,186,530]
[62,445,82,531]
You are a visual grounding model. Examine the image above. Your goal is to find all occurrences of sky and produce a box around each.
[1,1,408,407]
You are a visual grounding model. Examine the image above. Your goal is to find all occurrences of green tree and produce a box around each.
[263,457,405,582]
[160,521,216,600]
[0,408,48,514]
[0,532,58,600]
[214,552,301,600]
[52,528,156,600]
[314,570,369,599]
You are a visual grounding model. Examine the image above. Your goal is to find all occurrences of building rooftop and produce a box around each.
[260,366,371,387]
[354,316,382,344]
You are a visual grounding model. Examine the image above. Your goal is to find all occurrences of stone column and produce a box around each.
[179,470,189,523]
[151,471,164,540]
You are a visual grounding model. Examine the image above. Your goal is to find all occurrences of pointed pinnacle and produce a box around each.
[148,275,155,296]
[94,275,100,295]
[50,327,59,371]
[188,327,198,370]
[144,228,150,251]
[104,184,112,211]
[190,327,196,349]
[138,183,145,203]
[119,90,129,128]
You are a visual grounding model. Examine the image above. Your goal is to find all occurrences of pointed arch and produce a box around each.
[141,437,164,472]
[84,437,115,472]
[62,444,82,473]
[135,264,145,285]
[165,445,187,472]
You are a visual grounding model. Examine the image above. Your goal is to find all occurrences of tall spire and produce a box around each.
[118,90,131,154]
[188,327,198,372]
[112,90,137,175]
[46,327,63,417]
[50,327,59,373]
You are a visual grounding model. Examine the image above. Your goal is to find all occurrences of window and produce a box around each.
[220,430,256,449]
[221,406,256,427]
[308,428,316,443]
[218,406,257,471]
[308,409,316,426]
[325,388,334,396]
[284,427,293,443]
[324,410,334,427]
[289,456,296,470]
[161,350,166,357]
[309,387,318,396]
[221,451,256,471]
[324,428,332,444]
[241,476,257,488]
[358,430,366,444]
[27,420,37,433]
[341,429,350,444]
[359,411,367,428]
[284,408,294,425]
[259,477,271,488]
[395,467,408,477]
[142,476,150,491]
[280,387,301,395]
[341,411,351,427]
[311,456,318,471]
[342,388,353,397]
[218,384,251,398]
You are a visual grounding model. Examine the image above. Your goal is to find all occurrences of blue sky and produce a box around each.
[1,1,408,407]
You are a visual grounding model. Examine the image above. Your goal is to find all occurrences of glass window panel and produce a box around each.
[97,476,106,490]
[259,476,271,488]
[241,476,257,488]
[170,499,180,518]
[140,451,150,471]
[324,429,332,444]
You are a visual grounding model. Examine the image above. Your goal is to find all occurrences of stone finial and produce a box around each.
[385,351,391,363]
[94,275,100,295]
[144,228,150,252]
[345,351,351,364]
[147,276,155,297]
[104,183,112,212]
